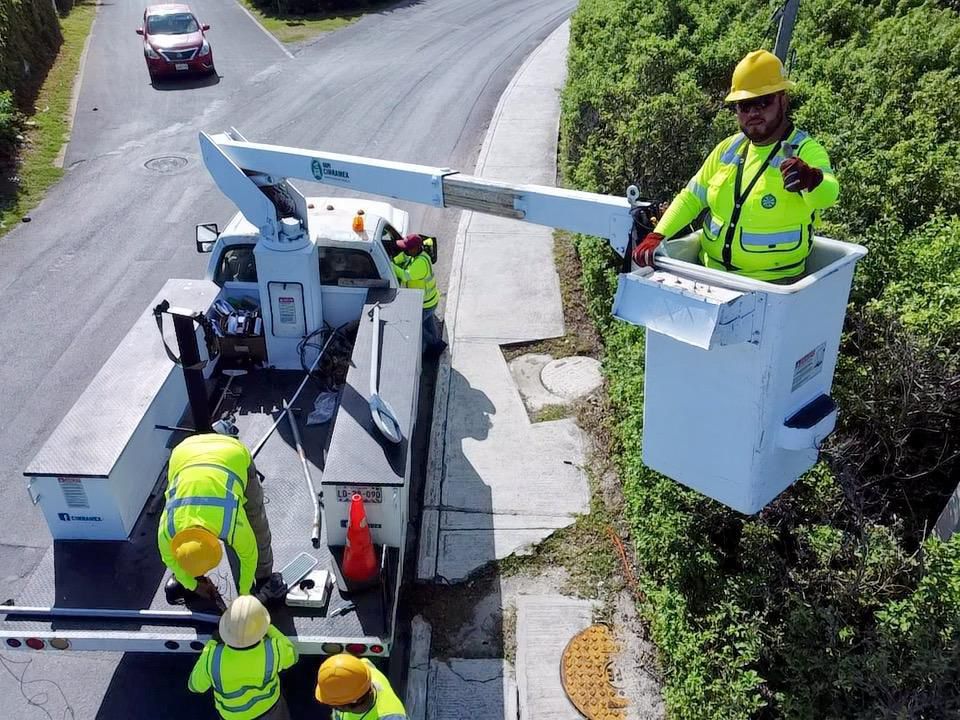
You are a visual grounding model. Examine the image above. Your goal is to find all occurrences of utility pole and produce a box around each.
[773,0,801,63]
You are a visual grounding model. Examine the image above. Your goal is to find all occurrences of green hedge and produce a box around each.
[0,89,19,159]
[562,0,960,717]
[0,0,62,104]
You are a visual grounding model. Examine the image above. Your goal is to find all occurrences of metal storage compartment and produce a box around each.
[24,280,220,540]
[612,235,867,513]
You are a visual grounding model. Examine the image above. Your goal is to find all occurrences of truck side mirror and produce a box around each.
[136,27,144,35]
[195,223,219,253]
[201,24,210,31]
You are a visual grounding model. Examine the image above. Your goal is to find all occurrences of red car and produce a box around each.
[136,4,215,82]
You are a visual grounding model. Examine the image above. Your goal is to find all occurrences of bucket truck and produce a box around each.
[0,128,863,655]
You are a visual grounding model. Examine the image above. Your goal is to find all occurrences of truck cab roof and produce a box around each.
[220,197,408,248]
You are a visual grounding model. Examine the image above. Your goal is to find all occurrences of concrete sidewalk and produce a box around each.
[417,21,589,585]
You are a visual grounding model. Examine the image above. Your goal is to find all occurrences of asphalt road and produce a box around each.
[0,0,575,717]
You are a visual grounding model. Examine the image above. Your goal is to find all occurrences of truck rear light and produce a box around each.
[164,641,180,650]
[369,644,384,654]
[321,643,343,655]
[49,638,70,650]
[190,641,205,651]
[25,638,45,650]
[345,643,367,655]
[6,638,22,648]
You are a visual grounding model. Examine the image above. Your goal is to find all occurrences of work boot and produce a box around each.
[254,573,286,606]
[164,577,188,605]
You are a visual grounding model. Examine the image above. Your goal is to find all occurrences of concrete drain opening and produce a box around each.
[561,624,628,719]
[144,155,188,173]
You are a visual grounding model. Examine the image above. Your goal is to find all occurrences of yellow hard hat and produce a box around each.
[315,654,371,705]
[725,50,795,102]
[219,595,270,649]
[171,526,222,577]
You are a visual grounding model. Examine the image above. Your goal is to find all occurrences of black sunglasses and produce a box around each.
[734,95,777,113]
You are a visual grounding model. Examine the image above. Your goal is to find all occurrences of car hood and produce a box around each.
[148,31,203,50]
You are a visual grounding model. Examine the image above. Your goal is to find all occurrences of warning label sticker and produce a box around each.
[792,343,826,391]
[278,296,297,325]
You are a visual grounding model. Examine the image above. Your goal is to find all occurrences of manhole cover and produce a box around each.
[561,625,628,720]
[540,356,603,400]
[144,155,188,173]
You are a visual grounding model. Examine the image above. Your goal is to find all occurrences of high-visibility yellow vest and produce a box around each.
[188,626,298,720]
[157,434,259,593]
[392,253,439,309]
[655,128,840,281]
[333,660,407,719]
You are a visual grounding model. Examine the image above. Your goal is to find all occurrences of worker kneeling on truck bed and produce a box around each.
[633,49,840,282]
[315,653,408,719]
[189,595,298,720]
[158,433,274,604]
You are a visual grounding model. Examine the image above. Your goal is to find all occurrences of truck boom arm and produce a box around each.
[200,130,641,256]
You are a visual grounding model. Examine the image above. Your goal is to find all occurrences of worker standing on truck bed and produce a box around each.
[314,653,408,719]
[158,433,274,604]
[633,49,840,282]
[389,233,447,356]
[189,595,298,719]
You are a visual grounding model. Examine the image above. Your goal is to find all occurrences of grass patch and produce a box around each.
[0,0,96,236]
[532,403,570,423]
[236,0,394,44]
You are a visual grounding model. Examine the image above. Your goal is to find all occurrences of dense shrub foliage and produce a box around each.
[0,0,62,160]
[0,88,18,159]
[562,0,960,717]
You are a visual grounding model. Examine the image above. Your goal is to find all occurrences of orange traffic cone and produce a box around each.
[342,494,378,583]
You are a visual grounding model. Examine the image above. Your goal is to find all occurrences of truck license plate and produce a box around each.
[336,487,382,504]
[175,63,189,70]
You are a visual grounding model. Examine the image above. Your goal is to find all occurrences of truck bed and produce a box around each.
[3,372,396,652]
[2,284,428,656]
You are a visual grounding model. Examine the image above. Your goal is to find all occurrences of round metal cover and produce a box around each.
[560,624,628,719]
[540,356,603,400]
[144,155,189,173]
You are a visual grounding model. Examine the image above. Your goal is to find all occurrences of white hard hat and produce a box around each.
[219,595,270,649]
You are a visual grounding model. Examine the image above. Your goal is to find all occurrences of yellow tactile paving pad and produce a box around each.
[560,624,629,719]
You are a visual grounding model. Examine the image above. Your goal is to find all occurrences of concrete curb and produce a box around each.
[55,2,100,169]
[416,20,572,583]
[232,1,295,59]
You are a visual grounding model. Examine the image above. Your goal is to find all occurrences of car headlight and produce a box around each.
[144,44,160,59]
[198,40,210,57]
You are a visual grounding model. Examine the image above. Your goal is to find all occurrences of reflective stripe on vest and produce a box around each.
[165,463,243,541]
[210,640,279,715]
[719,134,748,165]
[686,179,707,203]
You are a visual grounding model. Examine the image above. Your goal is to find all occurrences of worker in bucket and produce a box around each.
[633,50,840,282]
[188,595,298,720]
[389,234,447,356]
[158,433,274,605]
[314,653,408,719]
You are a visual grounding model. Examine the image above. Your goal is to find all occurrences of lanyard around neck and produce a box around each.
[732,138,783,207]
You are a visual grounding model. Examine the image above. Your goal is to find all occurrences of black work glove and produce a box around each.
[780,157,824,193]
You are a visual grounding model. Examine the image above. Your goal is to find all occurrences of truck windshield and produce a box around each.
[215,246,257,284]
[147,13,199,34]
[319,248,379,285]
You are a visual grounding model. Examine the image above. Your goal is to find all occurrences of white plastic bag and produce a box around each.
[307,390,339,425]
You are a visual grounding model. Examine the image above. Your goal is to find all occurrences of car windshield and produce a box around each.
[146,12,199,35]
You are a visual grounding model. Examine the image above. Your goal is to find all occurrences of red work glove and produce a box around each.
[632,232,664,267]
[780,157,823,193]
